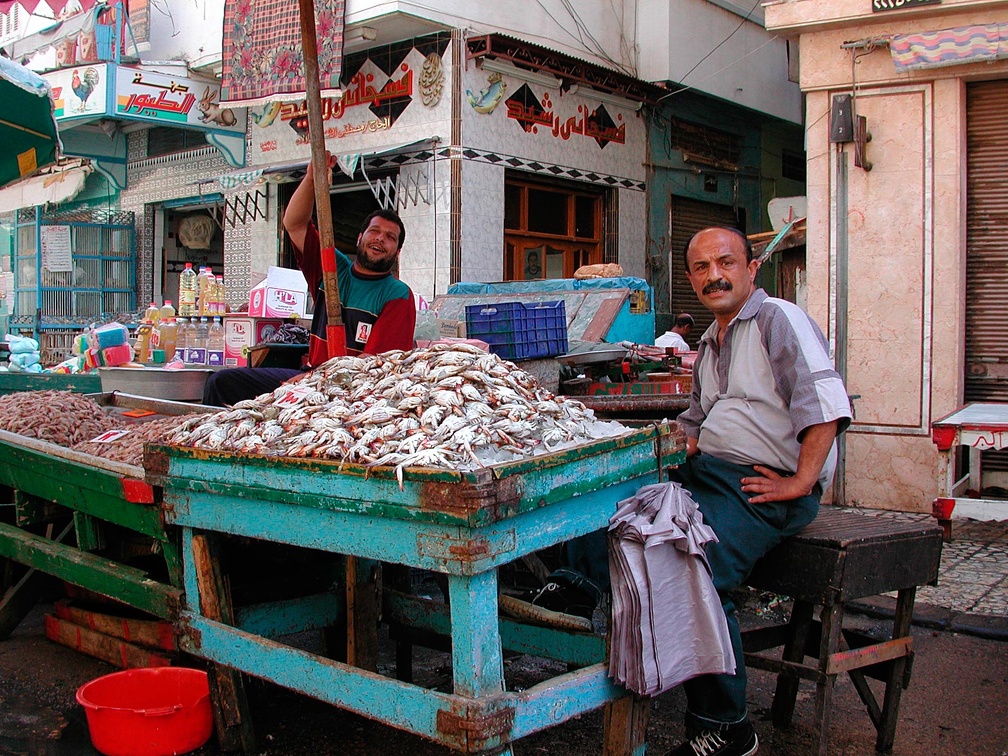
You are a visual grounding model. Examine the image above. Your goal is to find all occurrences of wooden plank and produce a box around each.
[163,475,652,577]
[148,423,685,529]
[191,533,256,753]
[44,614,173,668]
[383,589,606,667]
[0,521,181,619]
[603,693,649,756]
[53,599,176,651]
[826,637,912,676]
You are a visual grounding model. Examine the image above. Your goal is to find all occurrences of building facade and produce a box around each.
[766,0,1008,512]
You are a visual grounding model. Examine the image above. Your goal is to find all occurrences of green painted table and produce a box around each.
[146,422,687,755]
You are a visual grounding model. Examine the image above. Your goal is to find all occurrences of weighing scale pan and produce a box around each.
[556,345,628,366]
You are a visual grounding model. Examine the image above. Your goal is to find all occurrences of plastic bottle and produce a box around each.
[197,267,214,316]
[160,300,176,321]
[182,317,198,364]
[215,275,226,315]
[144,301,161,325]
[160,317,178,361]
[207,316,225,367]
[190,316,209,365]
[179,263,197,317]
[176,316,190,363]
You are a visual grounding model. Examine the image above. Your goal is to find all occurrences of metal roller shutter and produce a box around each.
[966,80,1008,470]
[669,196,744,347]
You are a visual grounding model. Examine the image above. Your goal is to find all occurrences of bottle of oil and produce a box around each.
[159,317,178,361]
[179,263,197,316]
[197,267,214,316]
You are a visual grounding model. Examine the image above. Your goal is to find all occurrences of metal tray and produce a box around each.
[98,367,213,402]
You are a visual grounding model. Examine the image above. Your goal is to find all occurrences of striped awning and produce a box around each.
[890,23,1008,71]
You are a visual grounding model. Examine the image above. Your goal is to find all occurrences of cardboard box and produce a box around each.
[223,315,285,367]
[438,318,465,339]
[248,266,309,318]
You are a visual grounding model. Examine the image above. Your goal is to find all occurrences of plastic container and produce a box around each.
[160,318,178,361]
[207,316,224,367]
[178,263,197,317]
[76,667,213,756]
[465,300,568,361]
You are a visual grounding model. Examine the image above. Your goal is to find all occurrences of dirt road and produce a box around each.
[1,602,1006,755]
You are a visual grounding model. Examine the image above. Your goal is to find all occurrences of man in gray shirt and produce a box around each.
[666,227,852,756]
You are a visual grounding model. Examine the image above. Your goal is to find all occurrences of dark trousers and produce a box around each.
[202,367,303,406]
[670,453,820,729]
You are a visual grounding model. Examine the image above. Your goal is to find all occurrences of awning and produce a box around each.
[0,164,92,214]
[0,0,100,16]
[890,23,1008,71]
[4,7,98,60]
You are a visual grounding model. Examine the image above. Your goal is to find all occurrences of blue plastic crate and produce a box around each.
[465,300,568,362]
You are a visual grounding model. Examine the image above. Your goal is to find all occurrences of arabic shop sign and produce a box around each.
[114,68,245,133]
[872,0,940,11]
[251,67,415,159]
[504,86,626,149]
[46,64,111,122]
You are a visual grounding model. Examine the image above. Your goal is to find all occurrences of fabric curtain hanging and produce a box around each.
[890,23,1008,71]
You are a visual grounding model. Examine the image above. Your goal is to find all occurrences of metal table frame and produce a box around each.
[148,424,685,754]
[931,402,1008,539]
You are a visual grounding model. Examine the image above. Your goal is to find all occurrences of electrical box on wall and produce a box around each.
[830,94,854,143]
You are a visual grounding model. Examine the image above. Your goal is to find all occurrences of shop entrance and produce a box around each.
[156,202,223,309]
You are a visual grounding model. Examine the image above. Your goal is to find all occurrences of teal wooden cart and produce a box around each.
[146,422,686,754]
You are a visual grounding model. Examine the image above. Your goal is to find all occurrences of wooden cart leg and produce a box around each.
[447,571,513,755]
[814,601,844,756]
[191,533,256,754]
[346,555,380,671]
[876,588,915,752]
[386,564,414,683]
[771,599,816,728]
[603,693,650,756]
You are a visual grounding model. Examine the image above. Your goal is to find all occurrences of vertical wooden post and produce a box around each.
[191,533,256,753]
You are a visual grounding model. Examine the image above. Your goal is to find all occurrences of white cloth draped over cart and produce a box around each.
[607,481,735,697]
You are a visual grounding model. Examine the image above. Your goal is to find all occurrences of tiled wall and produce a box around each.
[123,131,251,310]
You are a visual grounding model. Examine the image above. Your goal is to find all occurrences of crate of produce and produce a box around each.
[465,300,568,361]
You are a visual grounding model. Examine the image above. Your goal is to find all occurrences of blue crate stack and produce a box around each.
[465,301,568,361]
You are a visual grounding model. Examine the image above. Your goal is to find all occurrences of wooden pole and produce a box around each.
[297,0,345,344]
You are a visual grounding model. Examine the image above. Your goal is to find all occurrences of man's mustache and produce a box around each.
[703,280,732,295]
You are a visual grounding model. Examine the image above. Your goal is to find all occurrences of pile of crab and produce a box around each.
[167,342,628,484]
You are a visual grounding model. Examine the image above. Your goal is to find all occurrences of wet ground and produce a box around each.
[2,511,1007,755]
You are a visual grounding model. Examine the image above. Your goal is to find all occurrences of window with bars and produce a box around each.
[146,127,206,159]
[503,176,603,282]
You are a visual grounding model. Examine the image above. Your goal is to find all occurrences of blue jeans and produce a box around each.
[671,453,820,729]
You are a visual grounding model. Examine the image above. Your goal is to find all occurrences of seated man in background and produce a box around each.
[203,152,416,406]
[655,312,694,352]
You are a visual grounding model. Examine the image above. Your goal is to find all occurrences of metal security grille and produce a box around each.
[669,196,744,348]
[966,80,1008,471]
[12,207,136,332]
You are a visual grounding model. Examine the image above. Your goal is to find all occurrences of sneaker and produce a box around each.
[666,720,758,756]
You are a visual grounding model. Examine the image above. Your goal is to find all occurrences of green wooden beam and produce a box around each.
[0,521,182,619]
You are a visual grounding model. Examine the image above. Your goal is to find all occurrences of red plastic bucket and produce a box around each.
[76,667,213,756]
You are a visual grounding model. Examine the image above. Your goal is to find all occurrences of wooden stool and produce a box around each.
[741,508,942,755]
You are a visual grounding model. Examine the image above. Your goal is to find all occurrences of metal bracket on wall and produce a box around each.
[361,161,431,211]
[220,189,269,229]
